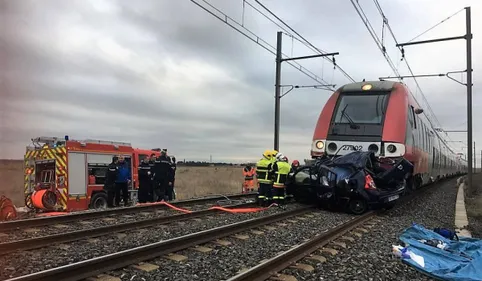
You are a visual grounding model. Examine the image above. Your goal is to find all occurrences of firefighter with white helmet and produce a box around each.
[271,152,291,205]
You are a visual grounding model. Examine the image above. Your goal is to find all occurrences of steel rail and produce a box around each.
[4,206,313,281]
[0,202,257,255]
[225,177,459,281]
[0,193,256,231]
[226,211,376,281]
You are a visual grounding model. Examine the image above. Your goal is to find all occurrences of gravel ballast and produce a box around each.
[280,178,459,281]
[0,203,302,280]
[0,198,254,242]
[107,209,355,281]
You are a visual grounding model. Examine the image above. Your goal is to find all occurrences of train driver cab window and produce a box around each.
[333,94,389,124]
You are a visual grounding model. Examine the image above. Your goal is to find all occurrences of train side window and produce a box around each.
[410,106,417,128]
[407,107,414,128]
[421,122,426,150]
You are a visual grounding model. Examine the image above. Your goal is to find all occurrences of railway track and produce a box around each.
[225,177,457,281]
[3,205,314,281]
[0,201,260,255]
[226,211,376,281]
[2,178,458,281]
[0,193,256,232]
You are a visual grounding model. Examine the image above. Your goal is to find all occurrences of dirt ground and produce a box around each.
[465,173,482,238]
[0,160,249,207]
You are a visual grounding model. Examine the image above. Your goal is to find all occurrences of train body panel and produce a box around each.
[311,81,466,187]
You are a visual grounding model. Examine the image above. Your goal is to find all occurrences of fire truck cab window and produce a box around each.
[87,164,108,185]
[138,154,149,164]
[333,93,389,124]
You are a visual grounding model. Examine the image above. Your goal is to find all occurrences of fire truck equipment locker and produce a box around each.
[68,152,87,196]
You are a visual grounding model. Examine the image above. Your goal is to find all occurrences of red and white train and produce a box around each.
[311,81,467,190]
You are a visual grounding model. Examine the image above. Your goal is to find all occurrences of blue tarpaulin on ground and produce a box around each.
[399,224,482,281]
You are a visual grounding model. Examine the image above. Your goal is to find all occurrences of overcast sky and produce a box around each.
[0,0,480,163]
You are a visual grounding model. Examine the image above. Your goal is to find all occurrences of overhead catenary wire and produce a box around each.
[371,0,461,153]
[349,0,401,78]
[253,0,356,83]
[407,7,465,43]
[190,0,334,89]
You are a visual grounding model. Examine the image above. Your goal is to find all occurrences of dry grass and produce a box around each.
[0,160,24,207]
[174,166,250,199]
[466,173,482,218]
[0,160,249,207]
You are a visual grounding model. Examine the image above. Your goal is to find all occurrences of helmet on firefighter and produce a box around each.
[292,160,300,166]
[275,152,284,161]
[263,150,272,159]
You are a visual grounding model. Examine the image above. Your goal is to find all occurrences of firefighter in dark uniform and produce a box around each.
[148,153,157,202]
[104,156,118,207]
[137,157,152,203]
[256,150,274,207]
[271,154,291,206]
[153,150,172,202]
[169,156,177,201]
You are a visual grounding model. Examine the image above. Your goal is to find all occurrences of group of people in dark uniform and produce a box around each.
[104,155,132,207]
[103,149,177,207]
[137,150,177,203]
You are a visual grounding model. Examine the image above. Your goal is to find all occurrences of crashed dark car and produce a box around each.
[286,150,413,214]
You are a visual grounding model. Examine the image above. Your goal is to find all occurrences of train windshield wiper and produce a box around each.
[340,104,360,129]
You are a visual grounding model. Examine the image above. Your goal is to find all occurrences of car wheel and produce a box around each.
[348,198,368,215]
[90,192,108,209]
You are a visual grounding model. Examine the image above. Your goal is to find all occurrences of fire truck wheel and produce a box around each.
[90,192,108,210]
[25,193,34,209]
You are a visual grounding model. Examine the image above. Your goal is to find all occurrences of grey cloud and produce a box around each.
[1,0,481,162]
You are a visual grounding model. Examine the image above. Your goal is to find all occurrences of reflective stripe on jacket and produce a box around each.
[273,161,291,187]
[256,158,272,184]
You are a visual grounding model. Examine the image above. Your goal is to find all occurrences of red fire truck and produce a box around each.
[24,136,161,212]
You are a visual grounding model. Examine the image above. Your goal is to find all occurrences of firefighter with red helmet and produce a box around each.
[291,159,300,172]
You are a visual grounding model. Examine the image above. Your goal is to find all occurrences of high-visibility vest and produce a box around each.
[243,167,255,180]
[256,158,272,184]
[273,161,291,188]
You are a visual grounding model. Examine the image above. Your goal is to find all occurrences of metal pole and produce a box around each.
[274,31,282,151]
[466,7,473,193]
[474,141,476,173]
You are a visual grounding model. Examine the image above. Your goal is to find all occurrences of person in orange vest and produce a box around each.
[242,164,256,193]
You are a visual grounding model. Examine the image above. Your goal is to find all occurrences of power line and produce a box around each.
[372,0,442,126]
[190,0,333,87]
[350,0,401,78]
[253,0,356,83]
[371,0,460,150]
[407,8,465,43]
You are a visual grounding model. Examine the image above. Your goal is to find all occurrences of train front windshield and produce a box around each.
[333,93,389,125]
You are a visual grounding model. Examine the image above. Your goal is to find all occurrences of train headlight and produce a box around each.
[315,141,324,149]
[387,144,396,153]
[328,142,337,151]
[368,144,379,152]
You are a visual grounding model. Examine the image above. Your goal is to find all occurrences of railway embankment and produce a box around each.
[466,173,482,238]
